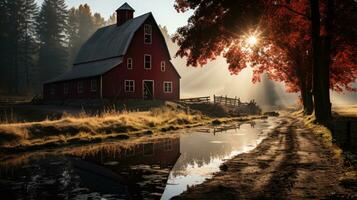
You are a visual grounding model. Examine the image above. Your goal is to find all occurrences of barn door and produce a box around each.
[143,80,154,100]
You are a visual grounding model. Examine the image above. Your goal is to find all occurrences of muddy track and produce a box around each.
[173,117,357,200]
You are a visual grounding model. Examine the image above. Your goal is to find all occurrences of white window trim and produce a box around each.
[124,80,135,92]
[163,81,173,93]
[144,24,152,44]
[77,81,83,94]
[90,79,97,92]
[63,83,68,95]
[144,54,152,70]
[127,58,133,70]
[161,61,166,72]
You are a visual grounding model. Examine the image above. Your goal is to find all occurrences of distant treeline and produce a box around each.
[0,0,117,95]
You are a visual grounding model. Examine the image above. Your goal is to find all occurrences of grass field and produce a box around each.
[0,106,206,148]
[333,104,357,117]
[0,104,264,151]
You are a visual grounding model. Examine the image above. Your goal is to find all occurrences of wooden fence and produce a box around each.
[213,95,243,107]
[180,95,261,115]
[0,97,32,105]
[180,96,210,104]
[213,95,261,115]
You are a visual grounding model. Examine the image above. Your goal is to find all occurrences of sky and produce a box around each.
[35,0,356,107]
[35,0,192,34]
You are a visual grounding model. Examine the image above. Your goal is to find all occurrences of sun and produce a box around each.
[246,35,258,46]
[240,29,262,53]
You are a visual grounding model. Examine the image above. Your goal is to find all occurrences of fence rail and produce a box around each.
[180,96,210,104]
[213,95,261,115]
[213,95,243,107]
[180,95,261,115]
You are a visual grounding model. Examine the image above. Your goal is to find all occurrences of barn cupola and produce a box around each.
[116,2,135,26]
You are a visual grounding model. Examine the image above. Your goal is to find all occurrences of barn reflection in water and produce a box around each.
[0,136,181,200]
[0,119,276,200]
[70,137,181,199]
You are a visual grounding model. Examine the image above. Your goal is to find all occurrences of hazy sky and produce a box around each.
[35,0,192,34]
[34,0,356,106]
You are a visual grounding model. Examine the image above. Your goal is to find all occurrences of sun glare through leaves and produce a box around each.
[247,35,258,47]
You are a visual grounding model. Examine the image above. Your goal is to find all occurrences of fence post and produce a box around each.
[225,95,227,105]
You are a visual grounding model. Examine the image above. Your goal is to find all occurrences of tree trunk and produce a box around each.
[310,0,327,123]
[296,54,313,115]
[319,0,333,120]
[301,82,313,115]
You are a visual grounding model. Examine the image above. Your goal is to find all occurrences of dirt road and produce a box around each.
[174,117,357,199]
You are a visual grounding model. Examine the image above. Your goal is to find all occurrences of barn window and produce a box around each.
[50,85,55,95]
[144,54,151,69]
[77,81,83,94]
[164,139,172,151]
[125,148,135,157]
[124,80,135,92]
[63,83,69,94]
[127,58,133,69]
[161,61,166,72]
[143,143,154,156]
[91,79,97,92]
[144,24,152,44]
[163,81,172,93]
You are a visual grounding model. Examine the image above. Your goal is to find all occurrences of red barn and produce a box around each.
[43,3,180,101]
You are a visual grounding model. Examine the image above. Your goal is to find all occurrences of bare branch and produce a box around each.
[275,4,311,20]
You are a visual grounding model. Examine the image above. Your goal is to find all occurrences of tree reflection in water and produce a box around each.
[0,136,181,200]
[0,118,279,200]
[162,119,278,200]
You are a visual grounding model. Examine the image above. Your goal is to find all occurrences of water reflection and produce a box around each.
[0,137,181,200]
[162,120,273,199]
[0,118,279,200]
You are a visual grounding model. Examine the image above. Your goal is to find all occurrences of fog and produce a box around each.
[174,57,298,110]
[161,27,356,110]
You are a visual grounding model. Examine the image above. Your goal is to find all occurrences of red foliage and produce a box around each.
[173,0,357,92]
[174,0,357,93]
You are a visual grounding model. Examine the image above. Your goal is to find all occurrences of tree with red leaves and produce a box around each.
[173,0,357,122]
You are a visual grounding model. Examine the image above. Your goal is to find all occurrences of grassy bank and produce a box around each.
[0,105,263,152]
[293,109,357,189]
[292,111,342,159]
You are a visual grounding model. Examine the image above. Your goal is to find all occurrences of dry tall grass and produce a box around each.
[0,106,206,148]
[333,105,357,117]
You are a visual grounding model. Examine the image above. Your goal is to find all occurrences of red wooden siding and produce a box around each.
[43,15,180,101]
[102,17,180,100]
[44,77,101,100]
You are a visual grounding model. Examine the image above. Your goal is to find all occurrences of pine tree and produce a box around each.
[0,0,38,94]
[67,7,80,65]
[77,4,95,42]
[18,0,38,94]
[93,13,105,29]
[4,0,22,94]
[0,0,11,93]
[36,0,68,83]
[67,4,105,65]
[107,13,116,25]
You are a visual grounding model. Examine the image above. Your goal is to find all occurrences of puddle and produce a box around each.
[0,117,279,200]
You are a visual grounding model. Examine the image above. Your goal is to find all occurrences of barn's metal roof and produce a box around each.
[74,12,151,64]
[116,3,134,11]
[44,57,123,83]
[44,11,181,85]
